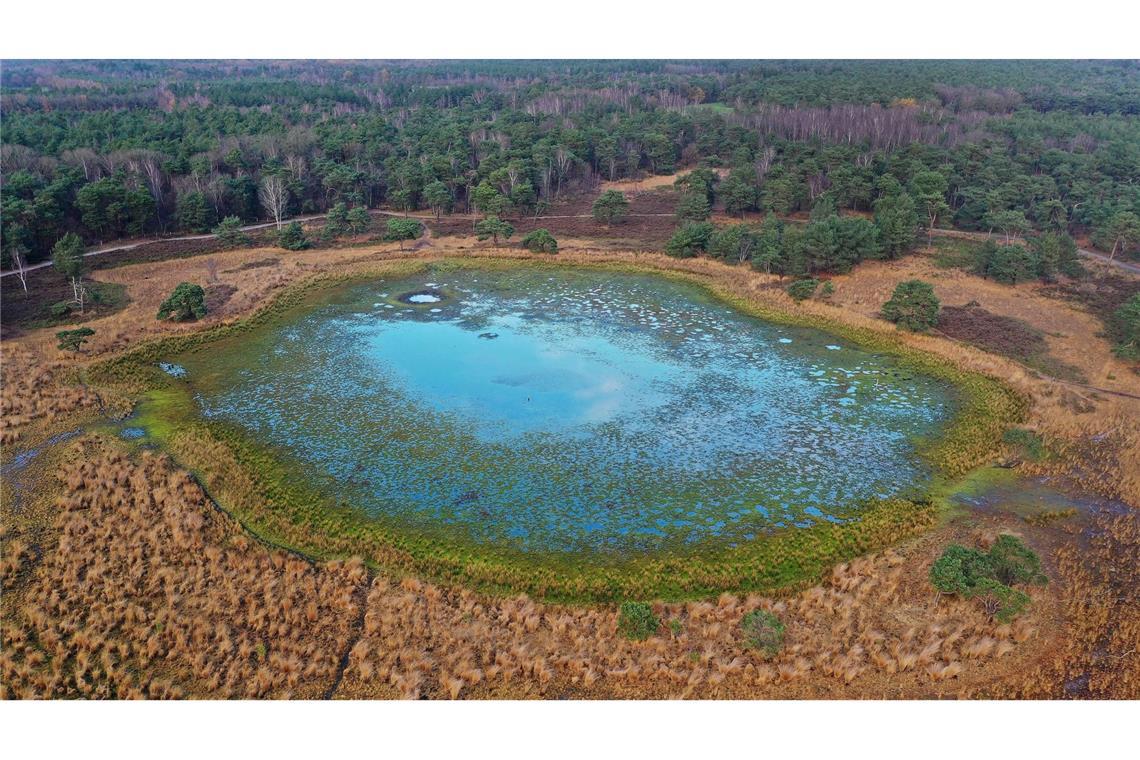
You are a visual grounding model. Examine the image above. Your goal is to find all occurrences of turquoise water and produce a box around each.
[174,266,954,556]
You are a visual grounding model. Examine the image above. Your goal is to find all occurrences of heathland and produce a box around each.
[2,60,1138,699]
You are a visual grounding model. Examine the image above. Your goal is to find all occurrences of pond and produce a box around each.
[172,266,955,557]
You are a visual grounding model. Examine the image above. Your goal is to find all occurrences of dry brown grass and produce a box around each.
[818,252,1140,504]
[6,431,1105,700]
[2,236,1137,699]
[1,437,366,699]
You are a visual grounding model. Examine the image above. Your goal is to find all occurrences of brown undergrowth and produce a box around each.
[1,437,366,699]
[10,433,1131,699]
[1,238,1137,698]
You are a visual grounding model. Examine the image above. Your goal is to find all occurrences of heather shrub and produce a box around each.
[787,278,819,302]
[617,601,658,640]
[930,535,1045,622]
[740,609,785,657]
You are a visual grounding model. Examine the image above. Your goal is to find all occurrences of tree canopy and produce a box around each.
[156,282,208,322]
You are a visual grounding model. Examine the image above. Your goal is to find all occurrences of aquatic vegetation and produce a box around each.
[172,267,953,556]
[81,257,1026,601]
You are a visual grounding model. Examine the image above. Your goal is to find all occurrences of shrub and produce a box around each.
[592,190,629,225]
[521,228,558,254]
[384,218,424,249]
[820,281,835,299]
[277,221,309,251]
[49,301,73,319]
[740,609,785,657]
[324,202,349,237]
[881,279,939,331]
[213,216,250,248]
[974,241,1038,284]
[617,601,658,640]
[346,207,371,234]
[1109,294,1140,360]
[1002,428,1047,461]
[930,535,1045,622]
[157,282,208,322]
[787,278,819,302]
[665,222,715,258]
[474,215,514,245]
[56,327,95,353]
[675,190,711,222]
[987,534,1048,587]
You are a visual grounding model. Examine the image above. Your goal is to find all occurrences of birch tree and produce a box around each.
[259,174,289,229]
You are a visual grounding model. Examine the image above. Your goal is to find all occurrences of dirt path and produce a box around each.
[925,228,1140,275]
[5,210,1138,278]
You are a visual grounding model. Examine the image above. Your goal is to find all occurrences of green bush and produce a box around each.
[974,241,1038,284]
[213,216,250,248]
[48,301,73,319]
[930,534,1046,622]
[1002,428,1047,461]
[157,282,207,322]
[787,278,819,302]
[521,228,558,253]
[277,221,309,251]
[820,281,835,299]
[617,601,659,640]
[665,222,715,258]
[881,279,940,331]
[592,190,629,225]
[474,215,514,245]
[384,218,424,249]
[56,327,95,353]
[1109,294,1140,361]
[987,534,1048,587]
[740,609,785,657]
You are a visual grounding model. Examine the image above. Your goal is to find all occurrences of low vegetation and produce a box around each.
[740,610,785,658]
[521,228,558,254]
[617,602,659,641]
[930,535,1047,623]
[156,282,207,322]
[882,280,940,332]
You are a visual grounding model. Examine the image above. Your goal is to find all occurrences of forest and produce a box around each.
[3,59,1139,272]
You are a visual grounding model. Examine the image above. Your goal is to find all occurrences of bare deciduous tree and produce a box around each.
[259,175,288,229]
[7,243,30,294]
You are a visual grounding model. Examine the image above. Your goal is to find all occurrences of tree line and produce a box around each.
[3,60,1139,271]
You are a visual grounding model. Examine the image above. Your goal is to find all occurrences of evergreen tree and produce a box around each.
[874,192,918,259]
[591,190,629,225]
[882,279,940,332]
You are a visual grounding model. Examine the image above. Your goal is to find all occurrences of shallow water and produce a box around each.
[173,267,955,556]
